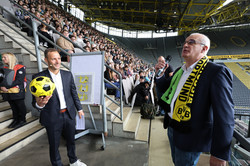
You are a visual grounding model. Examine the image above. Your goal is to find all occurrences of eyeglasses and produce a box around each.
[183,39,205,46]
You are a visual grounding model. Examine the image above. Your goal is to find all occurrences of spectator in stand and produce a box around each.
[56,30,74,62]
[113,55,120,64]
[99,43,105,51]
[36,4,43,15]
[41,3,46,15]
[148,67,154,79]
[15,1,25,26]
[104,63,121,101]
[52,25,62,43]
[85,41,91,49]
[84,46,91,52]
[32,11,42,28]
[129,80,150,106]
[38,21,54,48]
[30,7,36,14]
[70,35,84,53]
[123,65,132,77]
[128,63,134,76]
[76,34,86,48]
[91,47,98,52]
[70,35,77,44]
[69,27,73,35]
[16,4,33,35]
[134,70,145,86]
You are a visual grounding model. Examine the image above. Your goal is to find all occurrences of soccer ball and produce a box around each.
[29,76,55,97]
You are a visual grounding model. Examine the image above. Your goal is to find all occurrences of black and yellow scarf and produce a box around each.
[161,56,209,122]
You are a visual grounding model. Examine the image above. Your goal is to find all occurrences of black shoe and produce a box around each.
[8,120,18,128]
[155,110,161,116]
[14,121,26,128]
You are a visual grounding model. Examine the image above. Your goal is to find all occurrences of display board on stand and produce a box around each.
[71,52,103,105]
[70,51,106,150]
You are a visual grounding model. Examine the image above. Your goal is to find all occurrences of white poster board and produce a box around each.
[71,52,104,105]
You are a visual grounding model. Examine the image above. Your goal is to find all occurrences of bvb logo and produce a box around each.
[175,105,191,121]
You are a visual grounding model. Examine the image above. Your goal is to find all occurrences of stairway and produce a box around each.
[0,96,45,162]
[0,13,47,162]
[112,105,151,142]
[83,96,151,143]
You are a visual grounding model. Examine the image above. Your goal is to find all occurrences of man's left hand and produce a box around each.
[78,110,84,119]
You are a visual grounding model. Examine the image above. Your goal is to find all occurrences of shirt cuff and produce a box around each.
[36,102,44,109]
[155,74,164,79]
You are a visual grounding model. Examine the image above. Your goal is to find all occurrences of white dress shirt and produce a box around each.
[168,61,199,118]
[49,70,67,110]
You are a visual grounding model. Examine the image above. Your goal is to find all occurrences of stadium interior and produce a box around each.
[0,0,249,165]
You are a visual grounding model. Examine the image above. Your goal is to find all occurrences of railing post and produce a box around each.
[247,120,250,138]
[32,21,42,72]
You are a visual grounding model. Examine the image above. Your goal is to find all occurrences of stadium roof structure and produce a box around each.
[69,0,250,33]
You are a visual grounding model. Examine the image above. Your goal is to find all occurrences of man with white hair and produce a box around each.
[155,33,234,166]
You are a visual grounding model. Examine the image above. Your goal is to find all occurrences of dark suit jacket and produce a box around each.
[32,69,82,127]
[156,62,235,161]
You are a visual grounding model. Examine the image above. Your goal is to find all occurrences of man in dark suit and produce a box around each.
[32,48,86,166]
[155,33,234,166]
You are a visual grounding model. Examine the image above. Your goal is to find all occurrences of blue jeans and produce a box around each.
[167,127,201,166]
[105,82,120,98]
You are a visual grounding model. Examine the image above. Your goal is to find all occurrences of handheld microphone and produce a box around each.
[156,55,172,77]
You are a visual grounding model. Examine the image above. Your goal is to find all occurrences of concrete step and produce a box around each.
[112,106,150,142]
[107,102,121,121]
[123,111,141,139]
[136,118,150,142]
[0,112,32,130]
[0,124,46,162]
[0,100,10,108]
[0,47,22,54]
[0,116,40,145]
[0,23,27,37]
[112,107,134,138]
[82,104,101,114]
[0,107,11,119]
[0,39,13,48]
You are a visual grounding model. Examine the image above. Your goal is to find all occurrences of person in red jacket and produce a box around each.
[1,52,27,128]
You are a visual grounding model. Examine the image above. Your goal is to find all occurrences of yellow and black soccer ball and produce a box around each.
[29,76,55,97]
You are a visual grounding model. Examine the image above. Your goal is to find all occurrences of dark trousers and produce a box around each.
[8,99,26,122]
[45,111,77,166]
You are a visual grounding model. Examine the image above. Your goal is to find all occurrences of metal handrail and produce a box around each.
[104,63,123,121]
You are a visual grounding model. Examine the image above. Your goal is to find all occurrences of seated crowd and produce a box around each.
[12,0,154,104]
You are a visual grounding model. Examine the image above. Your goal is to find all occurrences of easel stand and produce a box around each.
[71,52,106,150]
[75,104,106,150]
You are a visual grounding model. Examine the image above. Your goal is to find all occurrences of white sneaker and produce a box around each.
[70,159,87,166]
[44,42,48,47]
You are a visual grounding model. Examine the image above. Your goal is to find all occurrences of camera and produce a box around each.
[0,68,15,87]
